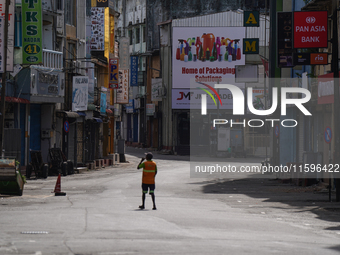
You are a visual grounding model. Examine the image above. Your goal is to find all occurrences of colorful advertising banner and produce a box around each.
[109,58,119,88]
[0,0,14,72]
[22,0,42,65]
[72,76,89,112]
[130,56,138,86]
[117,69,129,104]
[91,7,105,51]
[172,27,246,89]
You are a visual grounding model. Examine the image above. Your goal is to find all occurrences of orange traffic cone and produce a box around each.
[53,174,66,196]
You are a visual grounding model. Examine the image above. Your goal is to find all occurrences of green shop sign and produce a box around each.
[22,0,43,65]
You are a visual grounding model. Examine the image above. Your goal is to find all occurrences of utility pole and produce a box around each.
[0,0,10,157]
[331,0,340,201]
[269,0,279,166]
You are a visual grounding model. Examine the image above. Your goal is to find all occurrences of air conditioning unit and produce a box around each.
[72,61,77,74]
[76,61,81,74]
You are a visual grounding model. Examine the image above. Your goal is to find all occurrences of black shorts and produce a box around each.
[142,183,155,194]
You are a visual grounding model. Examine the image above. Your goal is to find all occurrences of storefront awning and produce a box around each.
[93,117,103,123]
[77,112,86,117]
[56,111,80,118]
[0,96,30,104]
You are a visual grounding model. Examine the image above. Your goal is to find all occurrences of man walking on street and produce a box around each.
[137,152,157,210]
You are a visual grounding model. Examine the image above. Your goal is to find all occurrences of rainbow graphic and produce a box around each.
[196,82,223,107]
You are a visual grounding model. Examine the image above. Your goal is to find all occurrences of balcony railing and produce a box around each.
[43,49,63,69]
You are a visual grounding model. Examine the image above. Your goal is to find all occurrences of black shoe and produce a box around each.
[139,205,145,210]
[152,207,157,210]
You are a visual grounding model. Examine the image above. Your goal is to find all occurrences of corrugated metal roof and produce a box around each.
[172,11,269,46]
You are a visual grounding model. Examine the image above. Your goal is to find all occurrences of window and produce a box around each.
[135,27,140,44]
[128,30,133,45]
[56,0,63,10]
[65,0,75,26]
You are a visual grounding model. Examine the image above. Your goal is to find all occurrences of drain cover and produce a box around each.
[21,231,49,234]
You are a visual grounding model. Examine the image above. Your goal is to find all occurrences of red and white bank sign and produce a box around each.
[294,11,328,48]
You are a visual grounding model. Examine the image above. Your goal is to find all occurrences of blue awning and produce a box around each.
[93,117,103,123]
[77,112,86,117]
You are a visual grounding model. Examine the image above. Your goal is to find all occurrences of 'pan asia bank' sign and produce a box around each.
[294,11,328,48]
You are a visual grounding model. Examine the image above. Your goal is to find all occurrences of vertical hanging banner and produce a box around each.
[72,76,89,112]
[91,7,105,51]
[277,12,293,68]
[100,88,107,114]
[119,37,129,69]
[22,0,43,65]
[109,58,119,89]
[0,0,15,72]
[130,56,138,86]
[117,69,129,104]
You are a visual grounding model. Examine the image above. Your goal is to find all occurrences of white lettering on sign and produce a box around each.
[295,26,326,32]
[301,36,320,43]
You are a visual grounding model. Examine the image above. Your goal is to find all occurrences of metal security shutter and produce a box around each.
[4,129,21,161]
[20,104,26,165]
[30,104,41,151]
[68,122,76,164]
[77,122,84,164]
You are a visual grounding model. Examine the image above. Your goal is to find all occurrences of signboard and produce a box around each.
[119,37,129,69]
[324,126,332,144]
[294,11,328,48]
[91,7,105,51]
[100,91,106,114]
[247,88,268,113]
[117,69,129,104]
[146,104,155,116]
[172,27,245,89]
[126,99,134,113]
[172,89,235,110]
[86,62,95,103]
[64,121,69,133]
[151,78,163,101]
[109,58,119,88]
[310,53,328,65]
[317,72,340,104]
[243,38,259,54]
[294,53,310,65]
[96,0,114,9]
[294,52,328,65]
[22,0,43,65]
[72,76,89,112]
[130,56,138,86]
[0,0,14,72]
[244,11,259,27]
[277,12,293,68]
